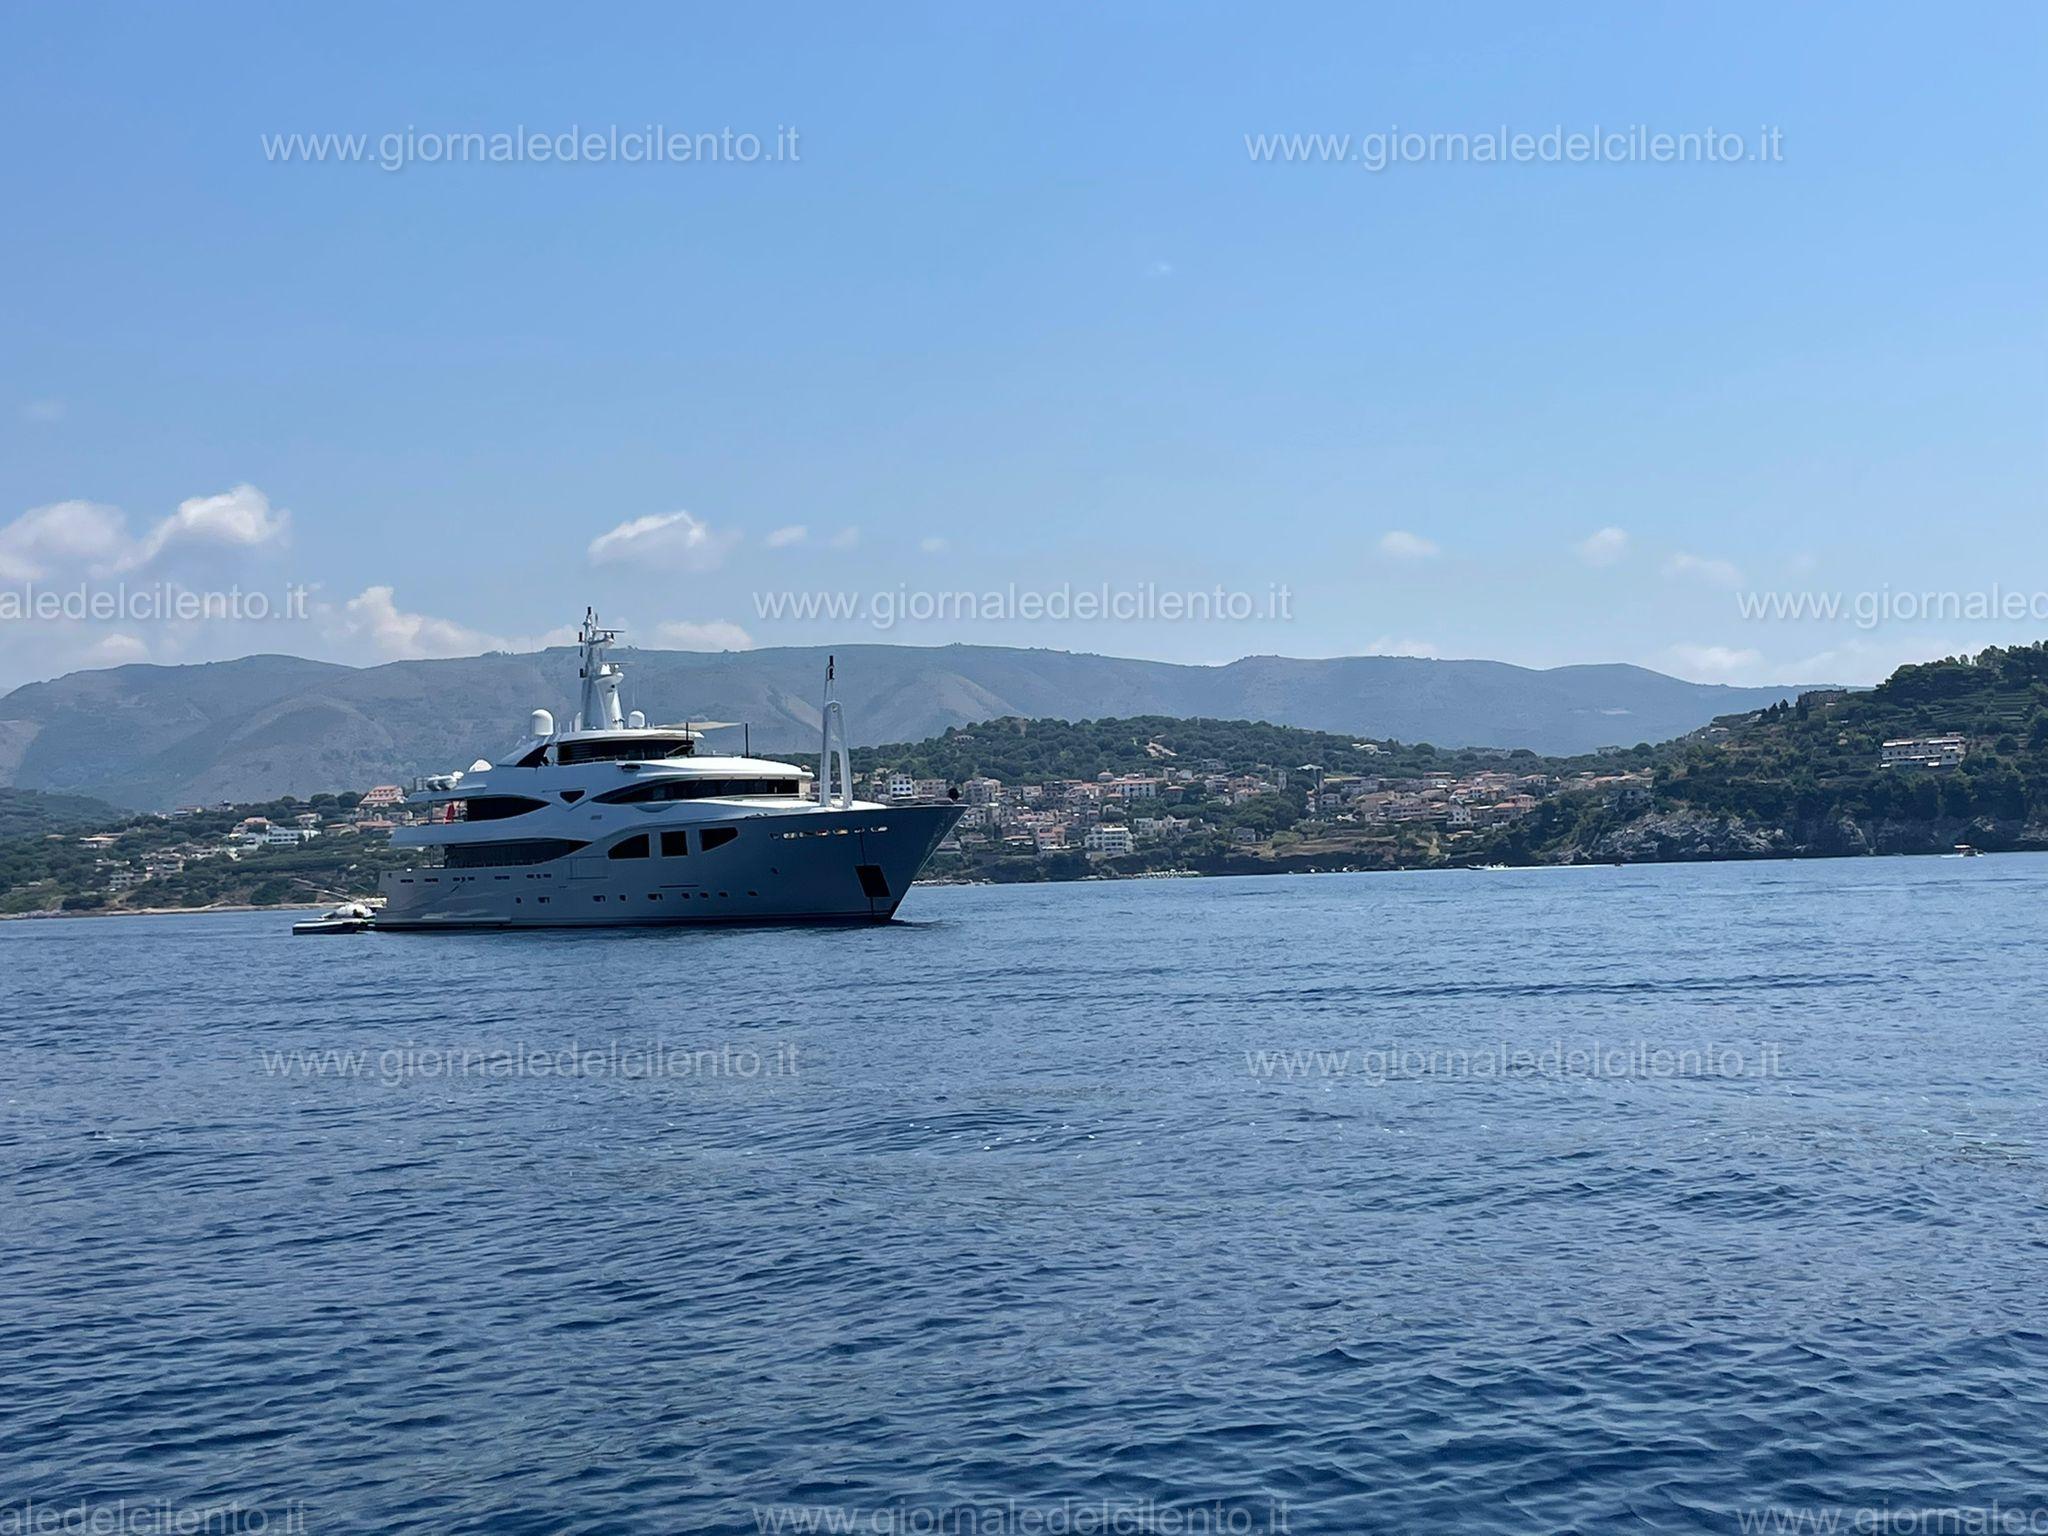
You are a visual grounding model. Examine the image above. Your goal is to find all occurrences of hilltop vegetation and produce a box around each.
[1661,646,2048,823]
[0,787,125,841]
[848,714,1657,785]
[0,793,413,915]
[1500,644,2048,863]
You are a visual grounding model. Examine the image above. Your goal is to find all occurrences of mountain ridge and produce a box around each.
[0,642,1830,809]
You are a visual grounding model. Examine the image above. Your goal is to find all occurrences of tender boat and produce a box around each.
[292,901,377,935]
[371,611,963,930]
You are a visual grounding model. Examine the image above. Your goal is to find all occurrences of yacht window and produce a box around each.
[444,838,587,868]
[462,795,549,822]
[595,777,803,805]
[700,827,738,852]
[608,834,650,860]
[660,831,690,857]
[556,736,696,765]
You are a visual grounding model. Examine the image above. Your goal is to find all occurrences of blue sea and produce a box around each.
[6,857,2046,1534]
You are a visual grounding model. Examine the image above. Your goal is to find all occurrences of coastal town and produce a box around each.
[39,785,417,910]
[19,746,1658,912]
[893,756,1650,864]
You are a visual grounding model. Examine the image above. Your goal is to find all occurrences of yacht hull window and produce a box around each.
[443,839,588,868]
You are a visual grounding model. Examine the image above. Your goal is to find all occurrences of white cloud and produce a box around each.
[0,500,135,580]
[828,526,860,549]
[325,589,582,661]
[1664,551,1744,589]
[1367,635,1441,658]
[1576,527,1629,567]
[133,484,289,567]
[85,632,150,666]
[21,399,65,424]
[1776,635,1949,688]
[654,619,755,651]
[1666,638,1943,689]
[0,485,288,580]
[764,525,808,549]
[920,536,950,553]
[1666,643,1766,681]
[1148,260,1176,278]
[587,509,735,570]
[330,586,516,661]
[1379,530,1441,560]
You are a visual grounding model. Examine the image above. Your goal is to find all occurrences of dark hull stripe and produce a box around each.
[371,907,900,933]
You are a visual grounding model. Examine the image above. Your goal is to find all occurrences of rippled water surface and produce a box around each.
[6,858,2047,1533]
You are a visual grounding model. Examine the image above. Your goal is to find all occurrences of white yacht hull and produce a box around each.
[374,803,962,930]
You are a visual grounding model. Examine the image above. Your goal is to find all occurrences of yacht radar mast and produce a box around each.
[816,653,852,808]
[575,608,626,731]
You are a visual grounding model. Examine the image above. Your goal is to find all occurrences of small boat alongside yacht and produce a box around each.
[291,900,378,936]
[355,611,962,931]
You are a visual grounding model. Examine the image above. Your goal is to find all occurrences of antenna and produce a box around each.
[816,654,851,808]
[574,607,626,731]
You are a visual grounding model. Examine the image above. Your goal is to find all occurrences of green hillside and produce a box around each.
[0,793,411,915]
[1660,646,2046,824]
[848,714,1654,784]
[1492,644,2048,863]
[0,787,126,840]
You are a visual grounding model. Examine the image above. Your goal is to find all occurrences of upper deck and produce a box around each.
[396,609,880,838]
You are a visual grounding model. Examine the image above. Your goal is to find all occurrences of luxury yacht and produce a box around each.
[374,612,962,929]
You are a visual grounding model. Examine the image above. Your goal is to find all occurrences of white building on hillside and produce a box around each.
[1083,824,1132,856]
[1880,735,1967,770]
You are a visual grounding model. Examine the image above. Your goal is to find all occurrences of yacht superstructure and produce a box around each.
[374,612,961,929]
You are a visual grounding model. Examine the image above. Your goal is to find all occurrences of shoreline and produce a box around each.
[1,900,340,923]
[928,836,2034,886]
[6,842,2024,923]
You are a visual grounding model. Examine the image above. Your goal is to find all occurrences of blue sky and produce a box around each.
[1,3,2042,690]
